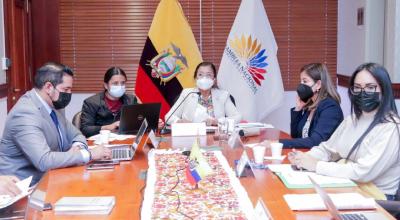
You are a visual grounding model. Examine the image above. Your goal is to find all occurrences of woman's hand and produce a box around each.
[177,119,191,123]
[294,96,307,111]
[101,121,120,131]
[288,150,318,171]
[157,118,164,129]
[206,117,218,126]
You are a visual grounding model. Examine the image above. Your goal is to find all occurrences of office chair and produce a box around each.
[72,111,82,129]
[376,182,400,219]
[229,94,236,106]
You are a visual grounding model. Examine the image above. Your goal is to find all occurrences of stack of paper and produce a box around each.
[236,122,273,128]
[268,164,356,188]
[54,196,115,215]
[284,193,376,210]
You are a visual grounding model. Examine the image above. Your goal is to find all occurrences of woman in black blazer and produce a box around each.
[280,63,343,148]
[80,67,138,137]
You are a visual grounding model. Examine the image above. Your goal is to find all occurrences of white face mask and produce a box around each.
[196,78,214,90]
[108,85,126,98]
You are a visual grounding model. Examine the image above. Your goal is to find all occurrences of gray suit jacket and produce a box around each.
[0,89,87,184]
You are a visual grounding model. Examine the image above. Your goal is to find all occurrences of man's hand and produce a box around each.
[89,145,112,161]
[0,176,21,196]
[206,117,218,126]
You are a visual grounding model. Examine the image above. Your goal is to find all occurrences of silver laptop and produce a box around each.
[111,119,148,161]
[309,176,388,220]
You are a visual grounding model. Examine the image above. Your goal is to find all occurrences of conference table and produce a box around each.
[8,130,395,219]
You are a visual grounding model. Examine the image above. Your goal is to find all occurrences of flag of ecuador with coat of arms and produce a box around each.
[135,0,203,119]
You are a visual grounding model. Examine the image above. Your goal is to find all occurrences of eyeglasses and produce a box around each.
[350,85,377,95]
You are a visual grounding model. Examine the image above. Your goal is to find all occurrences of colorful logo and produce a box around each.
[148,43,188,85]
[228,35,268,86]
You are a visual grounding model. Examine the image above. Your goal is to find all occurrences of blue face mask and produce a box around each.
[108,85,125,98]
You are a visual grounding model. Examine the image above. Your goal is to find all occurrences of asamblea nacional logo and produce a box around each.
[148,43,188,85]
[224,34,268,93]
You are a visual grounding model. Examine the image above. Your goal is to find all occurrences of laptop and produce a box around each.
[111,119,148,161]
[309,176,388,220]
[118,103,161,134]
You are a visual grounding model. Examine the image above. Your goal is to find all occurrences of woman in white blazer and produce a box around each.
[165,62,241,126]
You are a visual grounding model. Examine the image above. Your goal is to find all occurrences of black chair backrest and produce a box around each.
[72,111,82,129]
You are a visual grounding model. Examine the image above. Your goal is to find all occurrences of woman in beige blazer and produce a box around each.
[165,62,241,126]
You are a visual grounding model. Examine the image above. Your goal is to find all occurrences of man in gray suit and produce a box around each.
[0,62,111,184]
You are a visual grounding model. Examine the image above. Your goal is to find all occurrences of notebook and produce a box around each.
[309,176,388,220]
[268,164,356,189]
[54,196,115,215]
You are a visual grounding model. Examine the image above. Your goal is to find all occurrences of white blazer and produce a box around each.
[165,88,241,124]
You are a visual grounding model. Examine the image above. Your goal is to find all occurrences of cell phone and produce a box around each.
[91,160,119,166]
[43,203,53,211]
[86,164,114,170]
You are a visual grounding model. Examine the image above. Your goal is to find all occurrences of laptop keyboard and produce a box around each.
[339,213,368,220]
[112,148,129,160]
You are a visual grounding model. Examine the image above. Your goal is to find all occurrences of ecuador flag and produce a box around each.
[135,0,202,119]
[185,139,212,186]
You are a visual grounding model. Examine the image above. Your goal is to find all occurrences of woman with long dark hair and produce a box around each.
[280,63,343,148]
[289,63,400,200]
[80,67,138,137]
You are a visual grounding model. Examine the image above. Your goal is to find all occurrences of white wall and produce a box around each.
[65,93,94,121]
[384,0,400,82]
[337,0,366,76]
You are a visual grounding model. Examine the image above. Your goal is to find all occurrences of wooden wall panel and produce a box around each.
[59,0,338,92]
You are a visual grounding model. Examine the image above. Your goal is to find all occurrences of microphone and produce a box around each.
[160,91,201,135]
[238,127,260,137]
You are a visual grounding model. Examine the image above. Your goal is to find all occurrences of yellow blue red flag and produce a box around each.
[135,0,202,119]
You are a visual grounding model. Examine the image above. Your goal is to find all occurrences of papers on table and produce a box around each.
[88,133,135,143]
[54,196,115,215]
[284,193,376,210]
[236,122,273,129]
[0,176,33,209]
[268,164,356,188]
[264,155,286,161]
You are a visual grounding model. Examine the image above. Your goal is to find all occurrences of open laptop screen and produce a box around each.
[132,118,148,150]
[119,103,160,134]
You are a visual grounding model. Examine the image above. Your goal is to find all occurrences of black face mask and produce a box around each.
[296,83,314,103]
[52,91,72,110]
[353,91,380,113]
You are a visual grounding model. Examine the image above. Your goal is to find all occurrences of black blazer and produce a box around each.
[80,91,138,137]
[280,97,343,148]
